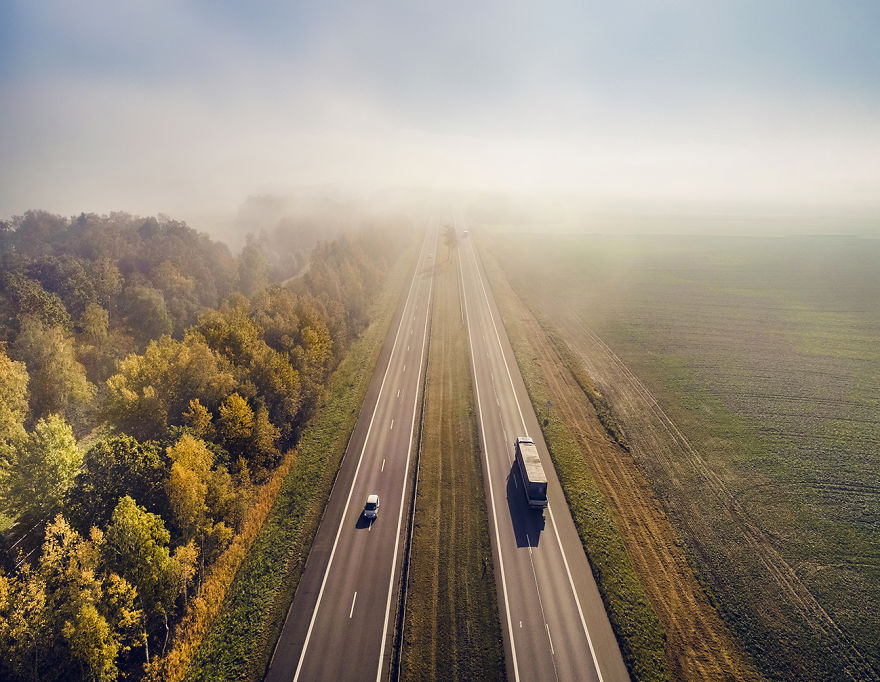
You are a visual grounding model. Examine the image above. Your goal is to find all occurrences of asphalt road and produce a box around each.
[458,236,630,682]
[265,230,435,682]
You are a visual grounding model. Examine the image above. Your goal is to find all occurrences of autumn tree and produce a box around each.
[0,516,141,681]
[182,398,214,440]
[0,564,51,680]
[103,335,235,440]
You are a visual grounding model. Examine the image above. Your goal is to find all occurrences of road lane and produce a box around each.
[266,229,435,682]
[459,235,629,682]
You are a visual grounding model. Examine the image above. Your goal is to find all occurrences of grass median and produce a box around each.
[398,251,506,681]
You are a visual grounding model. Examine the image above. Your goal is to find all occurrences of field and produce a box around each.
[483,231,880,680]
[398,251,505,680]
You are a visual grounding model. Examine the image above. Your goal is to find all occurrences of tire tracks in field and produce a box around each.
[557,313,878,681]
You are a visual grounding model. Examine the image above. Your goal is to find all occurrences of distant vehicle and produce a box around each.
[462,229,469,237]
[363,494,380,520]
[514,437,547,510]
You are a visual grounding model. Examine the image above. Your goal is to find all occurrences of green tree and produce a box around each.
[79,303,109,346]
[63,602,117,681]
[65,435,169,531]
[0,272,72,330]
[0,414,82,520]
[0,348,29,466]
[238,235,269,297]
[11,317,95,422]
[102,497,180,661]
[122,286,172,346]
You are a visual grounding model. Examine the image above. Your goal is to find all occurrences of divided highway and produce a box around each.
[266,230,435,682]
[458,236,630,682]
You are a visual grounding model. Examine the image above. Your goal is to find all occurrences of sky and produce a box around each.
[1,1,879,227]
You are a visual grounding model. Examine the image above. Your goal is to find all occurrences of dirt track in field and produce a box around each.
[550,312,878,681]
[482,249,761,681]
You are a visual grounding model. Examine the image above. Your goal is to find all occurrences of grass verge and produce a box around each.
[398,252,505,681]
[478,245,670,682]
[170,242,416,682]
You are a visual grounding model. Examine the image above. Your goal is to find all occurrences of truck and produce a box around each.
[514,436,548,510]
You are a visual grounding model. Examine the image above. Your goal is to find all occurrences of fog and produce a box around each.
[2,1,878,237]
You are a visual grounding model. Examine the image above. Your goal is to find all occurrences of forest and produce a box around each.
[0,210,403,681]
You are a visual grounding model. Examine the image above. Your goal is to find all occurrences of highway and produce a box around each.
[265,229,435,682]
[458,235,630,682]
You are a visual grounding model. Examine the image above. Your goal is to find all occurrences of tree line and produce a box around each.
[0,210,404,680]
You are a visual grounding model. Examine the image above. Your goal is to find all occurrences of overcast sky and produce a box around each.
[1,1,878,224]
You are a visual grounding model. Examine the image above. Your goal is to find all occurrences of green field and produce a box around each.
[486,232,880,680]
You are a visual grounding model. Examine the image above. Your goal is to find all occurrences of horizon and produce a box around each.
[2,1,879,233]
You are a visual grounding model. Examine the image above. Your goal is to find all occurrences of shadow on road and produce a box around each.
[354,514,374,530]
[506,461,545,548]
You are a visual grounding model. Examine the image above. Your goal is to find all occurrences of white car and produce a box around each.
[363,494,380,521]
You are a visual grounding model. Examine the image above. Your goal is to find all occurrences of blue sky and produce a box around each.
[1,1,878,222]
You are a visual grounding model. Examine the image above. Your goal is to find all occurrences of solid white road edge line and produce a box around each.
[291,232,429,682]
[375,230,435,682]
[468,240,605,682]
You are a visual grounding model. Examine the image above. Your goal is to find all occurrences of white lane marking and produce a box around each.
[381,459,385,472]
[468,244,527,434]
[290,233,430,682]
[403,364,406,373]
[519,621,523,628]
[526,532,559,679]
[407,345,410,350]
[376,231,435,682]
[459,245,520,682]
[350,592,357,619]
[468,241,604,682]
[397,389,400,397]
[390,418,394,430]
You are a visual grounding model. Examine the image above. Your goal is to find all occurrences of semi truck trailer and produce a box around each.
[514,436,548,510]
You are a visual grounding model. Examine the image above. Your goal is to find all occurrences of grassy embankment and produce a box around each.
[398,251,505,681]
[477,245,670,682]
[487,232,880,680]
[172,241,417,682]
